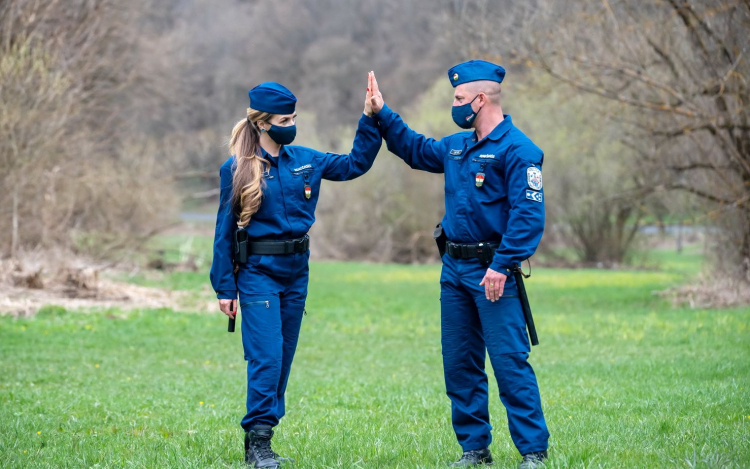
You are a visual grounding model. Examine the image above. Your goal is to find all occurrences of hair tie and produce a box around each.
[246,116,252,126]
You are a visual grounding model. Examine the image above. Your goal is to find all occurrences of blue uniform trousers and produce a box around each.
[440,254,549,455]
[237,250,310,430]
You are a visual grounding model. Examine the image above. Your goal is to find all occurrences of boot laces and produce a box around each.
[459,450,483,462]
[252,435,275,461]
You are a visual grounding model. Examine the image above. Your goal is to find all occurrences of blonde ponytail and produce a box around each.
[230,109,272,227]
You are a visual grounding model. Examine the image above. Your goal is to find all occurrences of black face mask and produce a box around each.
[265,124,297,145]
[451,94,482,129]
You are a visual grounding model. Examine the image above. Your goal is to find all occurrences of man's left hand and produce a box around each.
[479,268,507,302]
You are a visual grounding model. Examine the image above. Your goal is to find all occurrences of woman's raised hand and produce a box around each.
[368,71,384,114]
[364,71,384,116]
[364,72,374,116]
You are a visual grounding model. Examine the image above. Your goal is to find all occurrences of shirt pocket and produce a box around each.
[444,154,464,195]
[290,167,319,202]
[256,171,282,215]
[469,158,507,200]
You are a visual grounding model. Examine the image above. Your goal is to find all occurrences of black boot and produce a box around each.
[244,425,280,468]
[450,448,493,466]
[518,450,547,469]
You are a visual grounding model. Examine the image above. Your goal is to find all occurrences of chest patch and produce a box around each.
[527,167,543,190]
[293,164,313,172]
[449,149,463,156]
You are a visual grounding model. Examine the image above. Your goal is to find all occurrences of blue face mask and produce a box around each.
[265,124,297,145]
[451,95,481,129]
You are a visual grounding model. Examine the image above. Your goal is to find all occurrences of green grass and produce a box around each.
[1,247,749,468]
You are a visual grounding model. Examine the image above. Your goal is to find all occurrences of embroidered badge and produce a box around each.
[304,185,312,199]
[476,172,485,187]
[449,149,463,156]
[527,167,543,190]
[478,154,495,159]
[293,164,312,172]
[526,190,543,203]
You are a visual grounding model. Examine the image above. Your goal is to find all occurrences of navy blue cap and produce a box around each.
[248,82,297,114]
[447,60,506,87]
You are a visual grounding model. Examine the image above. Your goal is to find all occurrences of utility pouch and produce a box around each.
[433,223,447,260]
[476,242,494,266]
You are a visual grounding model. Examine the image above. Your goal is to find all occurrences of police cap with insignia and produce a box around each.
[447,60,506,88]
[248,82,297,114]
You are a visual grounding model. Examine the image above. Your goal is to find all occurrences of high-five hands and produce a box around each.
[480,268,507,302]
[367,71,384,115]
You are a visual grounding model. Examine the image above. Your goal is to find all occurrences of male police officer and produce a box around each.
[367,63,549,468]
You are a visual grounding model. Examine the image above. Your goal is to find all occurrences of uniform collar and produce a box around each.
[260,147,281,167]
[480,114,513,142]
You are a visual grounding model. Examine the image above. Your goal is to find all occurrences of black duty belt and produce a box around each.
[446,240,501,261]
[248,234,310,255]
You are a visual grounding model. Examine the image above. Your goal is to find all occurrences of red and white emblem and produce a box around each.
[527,167,542,190]
[304,185,312,199]
[475,172,485,187]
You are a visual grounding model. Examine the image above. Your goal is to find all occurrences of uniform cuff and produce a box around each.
[373,103,395,129]
[360,112,378,128]
[216,291,237,300]
[490,259,513,276]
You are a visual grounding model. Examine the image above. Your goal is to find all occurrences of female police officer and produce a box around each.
[210,75,381,468]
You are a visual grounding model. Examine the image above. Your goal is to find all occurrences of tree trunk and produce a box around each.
[11,182,19,258]
[740,206,750,282]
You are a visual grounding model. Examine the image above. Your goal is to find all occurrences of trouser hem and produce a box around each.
[517,445,549,456]
[460,439,492,452]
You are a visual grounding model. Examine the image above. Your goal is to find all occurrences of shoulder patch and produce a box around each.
[526,190,543,203]
[449,149,463,156]
[527,167,543,190]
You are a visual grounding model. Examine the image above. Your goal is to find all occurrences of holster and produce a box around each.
[234,227,249,264]
[433,223,447,260]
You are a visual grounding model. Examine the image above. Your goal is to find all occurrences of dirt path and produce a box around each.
[0,257,194,318]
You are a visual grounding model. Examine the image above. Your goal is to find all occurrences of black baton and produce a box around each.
[228,301,235,333]
[513,267,539,346]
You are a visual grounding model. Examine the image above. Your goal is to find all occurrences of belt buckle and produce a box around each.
[294,238,304,252]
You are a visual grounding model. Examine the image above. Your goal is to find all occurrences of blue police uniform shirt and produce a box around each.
[210,113,381,299]
[374,103,545,275]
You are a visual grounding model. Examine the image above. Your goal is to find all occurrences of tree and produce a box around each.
[528,0,750,279]
[0,0,177,258]
[453,0,750,278]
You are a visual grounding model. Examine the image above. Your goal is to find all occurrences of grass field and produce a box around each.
[1,243,749,468]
